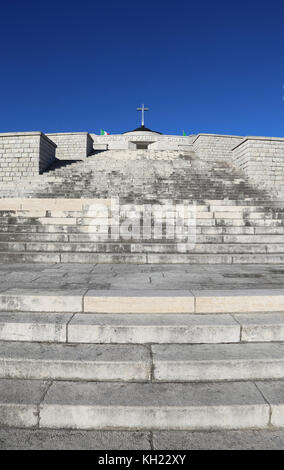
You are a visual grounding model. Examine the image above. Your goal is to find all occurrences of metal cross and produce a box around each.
[137,104,149,127]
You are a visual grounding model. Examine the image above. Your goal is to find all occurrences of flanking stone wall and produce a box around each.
[47,132,94,160]
[192,134,243,161]
[0,132,56,182]
[232,137,284,191]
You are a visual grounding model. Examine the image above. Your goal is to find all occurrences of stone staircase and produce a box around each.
[0,288,283,430]
[0,149,276,201]
[0,148,283,264]
[0,198,283,263]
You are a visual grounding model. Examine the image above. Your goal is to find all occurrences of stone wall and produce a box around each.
[47,132,94,160]
[232,137,284,191]
[192,134,243,161]
[91,134,194,151]
[0,132,56,182]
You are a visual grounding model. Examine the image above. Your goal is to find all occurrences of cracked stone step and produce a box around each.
[0,342,150,381]
[68,314,240,344]
[152,342,284,381]
[256,381,284,427]
[38,380,270,430]
[0,379,48,428]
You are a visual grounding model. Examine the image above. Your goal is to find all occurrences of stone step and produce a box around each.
[1,220,284,236]
[0,378,282,429]
[224,235,284,243]
[68,313,240,344]
[2,226,284,240]
[1,251,284,263]
[146,253,284,264]
[68,313,284,344]
[2,311,283,344]
[0,289,284,315]
[0,342,150,381]
[2,241,284,255]
[2,199,279,212]
[0,340,283,383]
[152,342,284,381]
[1,213,284,225]
[0,313,72,342]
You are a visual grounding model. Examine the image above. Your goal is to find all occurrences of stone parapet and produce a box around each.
[47,132,94,160]
[192,134,243,161]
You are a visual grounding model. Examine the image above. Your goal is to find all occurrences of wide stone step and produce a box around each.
[0,309,284,343]
[0,249,282,264]
[1,378,282,429]
[152,342,284,381]
[1,289,284,314]
[0,340,283,383]
[0,342,150,381]
[68,313,284,344]
[3,226,284,240]
[1,251,281,264]
[2,241,284,255]
[68,313,240,344]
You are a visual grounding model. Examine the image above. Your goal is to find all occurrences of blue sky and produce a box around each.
[0,0,284,137]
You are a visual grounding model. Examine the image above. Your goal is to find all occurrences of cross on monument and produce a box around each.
[137,104,149,127]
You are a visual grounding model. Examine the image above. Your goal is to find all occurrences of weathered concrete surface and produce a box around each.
[0,263,284,291]
[0,428,151,450]
[152,429,284,450]
[0,428,284,449]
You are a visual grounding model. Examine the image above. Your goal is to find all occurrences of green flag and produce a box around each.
[182,130,187,136]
